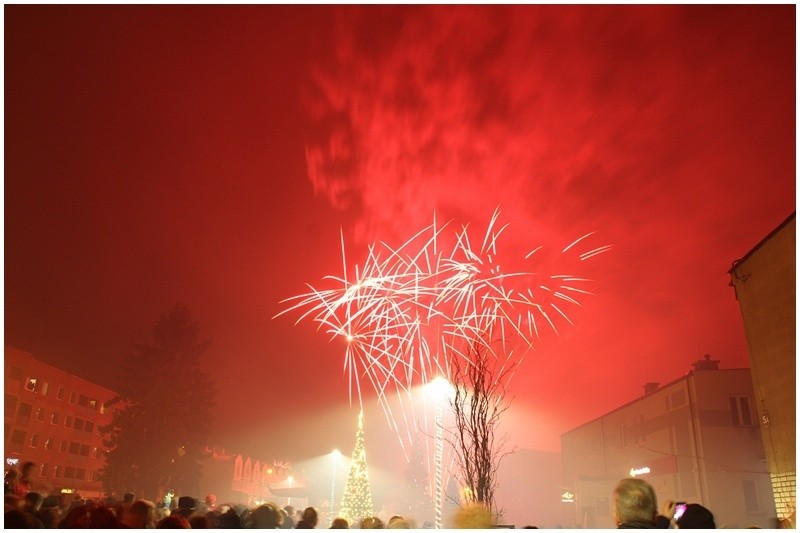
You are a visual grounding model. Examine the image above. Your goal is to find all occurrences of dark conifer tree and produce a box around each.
[100,305,216,500]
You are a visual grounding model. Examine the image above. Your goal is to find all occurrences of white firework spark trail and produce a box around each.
[275,208,610,455]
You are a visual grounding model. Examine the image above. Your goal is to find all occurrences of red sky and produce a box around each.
[4,5,795,477]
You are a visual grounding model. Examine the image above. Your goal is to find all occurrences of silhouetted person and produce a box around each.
[297,507,319,528]
[330,517,349,529]
[4,468,19,495]
[124,499,157,529]
[157,514,191,528]
[612,478,658,528]
[15,462,36,498]
[676,504,716,529]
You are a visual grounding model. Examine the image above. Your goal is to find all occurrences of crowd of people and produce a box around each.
[4,463,795,529]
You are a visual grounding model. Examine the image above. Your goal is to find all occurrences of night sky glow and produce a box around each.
[4,5,795,476]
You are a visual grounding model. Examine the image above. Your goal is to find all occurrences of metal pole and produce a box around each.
[330,456,338,524]
[434,399,444,529]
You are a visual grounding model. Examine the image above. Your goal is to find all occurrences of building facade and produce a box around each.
[561,357,773,528]
[4,346,116,498]
[729,213,796,521]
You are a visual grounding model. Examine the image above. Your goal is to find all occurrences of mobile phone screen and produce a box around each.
[674,503,687,520]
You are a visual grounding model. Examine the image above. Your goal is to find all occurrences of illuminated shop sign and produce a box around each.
[629,466,651,477]
[6,457,19,466]
[561,491,575,503]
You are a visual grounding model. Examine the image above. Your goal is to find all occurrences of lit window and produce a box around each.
[88,399,97,409]
[25,378,38,392]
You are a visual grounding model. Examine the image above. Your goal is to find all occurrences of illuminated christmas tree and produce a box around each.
[337,411,374,526]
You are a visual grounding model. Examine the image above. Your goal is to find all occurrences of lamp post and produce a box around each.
[428,376,453,530]
[330,449,341,525]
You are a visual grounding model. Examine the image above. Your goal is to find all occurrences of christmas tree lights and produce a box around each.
[337,411,374,526]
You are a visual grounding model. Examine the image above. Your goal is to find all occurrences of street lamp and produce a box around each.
[330,449,341,525]
[427,376,454,530]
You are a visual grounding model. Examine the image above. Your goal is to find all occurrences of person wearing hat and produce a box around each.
[175,495,197,519]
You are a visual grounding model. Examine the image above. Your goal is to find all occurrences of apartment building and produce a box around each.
[4,346,115,498]
[561,357,773,528]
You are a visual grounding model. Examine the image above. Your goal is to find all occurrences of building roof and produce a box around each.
[728,211,795,274]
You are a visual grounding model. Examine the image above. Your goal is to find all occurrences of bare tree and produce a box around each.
[445,337,516,519]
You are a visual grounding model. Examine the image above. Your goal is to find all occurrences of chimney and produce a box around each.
[692,354,720,371]
[643,382,660,395]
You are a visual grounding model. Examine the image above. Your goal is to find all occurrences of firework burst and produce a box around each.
[276,208,610,452]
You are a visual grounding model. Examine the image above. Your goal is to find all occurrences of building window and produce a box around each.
[35,407,45,422]
[64,416,72,428]
[25,378,38,392]
[53,465,61,479]
[5,393,18,418]
[64,466,75,480]
[69,442,80,455]
[69,392,77,404]
[17,402,32,425]
[60,440,67,453]
[57,387,65,401]
[29,434,40,447]
[10,430,26,453]
[91,447,100,459]
[731,396,754,426]
[88,399,97,410]
[75,468,86,481]
[74,418,85,431]
[39,463,48,477]
[78,395,89,408]
[743,480,760,512]
[51,412,60,425]
[41,382,49,396]
[84,421,94,434]
[44,438,54,450]
[79,444,90,457]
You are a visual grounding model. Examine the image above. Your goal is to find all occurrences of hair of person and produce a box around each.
[613,478,657,525]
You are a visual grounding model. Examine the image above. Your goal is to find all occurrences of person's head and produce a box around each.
[330,517,349,529]
[189,514,212,528]
[124,499,157,529]
[176,496,197,518]
[5,468,19,483]
[302,507,319,527]
[219,508,242,528]
[23,491,43,511]
[123,492,136,504]
[676,503,716,529]
[252,503,283,528]
[20,462,36,480]
[204,493,217,508]
[157,514,191,528]
[361,516,384,529]
[388,515,407,529]
[612,478,657,526]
